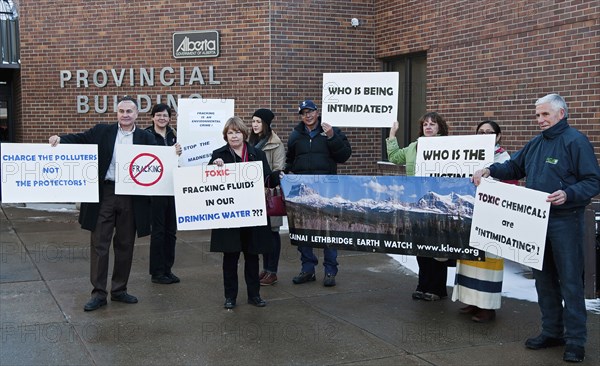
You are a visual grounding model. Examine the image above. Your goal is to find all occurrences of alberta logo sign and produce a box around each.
[173,31,219,58]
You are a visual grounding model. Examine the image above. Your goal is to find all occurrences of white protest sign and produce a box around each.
[115,145,178,195]
[414,135,496,177]
[176,98,233,166]
[179,140,215,167]
[1,143,99,203]
[321,72,399,127]
[470,178,550,270]
[173,161,267,230]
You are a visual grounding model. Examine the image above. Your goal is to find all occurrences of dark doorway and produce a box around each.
[0,80,12,142]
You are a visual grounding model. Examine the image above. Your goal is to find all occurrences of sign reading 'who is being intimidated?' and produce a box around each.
[173,30,220,58]
[1,143,99,203]
[321,72,399,128]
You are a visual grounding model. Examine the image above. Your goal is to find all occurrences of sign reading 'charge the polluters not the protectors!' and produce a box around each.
[1,143,99,203]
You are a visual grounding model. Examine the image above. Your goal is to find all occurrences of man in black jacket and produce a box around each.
[286,100,352,287]
[49,96,155,311]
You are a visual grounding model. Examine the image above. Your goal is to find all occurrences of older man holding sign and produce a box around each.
[48,96,156,312]
[472,94,600,363]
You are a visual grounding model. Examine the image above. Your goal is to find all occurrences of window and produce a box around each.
[381,53,427,159]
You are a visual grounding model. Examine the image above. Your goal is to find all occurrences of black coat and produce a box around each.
[145,125,177,147]
[59,123,156,237]
[285,119,352,174]
[208,143,273,254]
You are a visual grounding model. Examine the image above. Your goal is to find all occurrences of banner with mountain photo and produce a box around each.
[280,175,483,261]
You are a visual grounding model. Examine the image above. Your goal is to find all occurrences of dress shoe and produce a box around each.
[167,272,180,283]
[260,273,278,286]
[471,309,496,323]
[563,344,585,362]
[459,305,479,314]
[111,292,138,304]
[224,298,236,309]
[422,292,444,301]
[323,273,336,287]
[412,291,425,300]
[248,296,266,307]
[292,272,316,284]
[525,334,565,350]
[84,297,107,312]
[151,274,174,284]
[259,271,267,281]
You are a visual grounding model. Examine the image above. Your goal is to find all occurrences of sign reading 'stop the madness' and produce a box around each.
[173,31,220,58]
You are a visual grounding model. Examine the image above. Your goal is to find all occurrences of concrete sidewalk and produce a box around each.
[0,204,598,365]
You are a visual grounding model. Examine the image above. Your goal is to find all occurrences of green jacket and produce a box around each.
[386,138,417,176]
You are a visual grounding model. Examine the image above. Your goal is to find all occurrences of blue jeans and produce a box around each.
[533,209,586,347]
[298,246,338,275]
[262,231,281,273]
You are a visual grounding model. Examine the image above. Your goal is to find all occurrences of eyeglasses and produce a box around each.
[477,130,495,135]
[300,110,316,116]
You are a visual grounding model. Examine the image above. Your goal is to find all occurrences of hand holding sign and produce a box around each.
[321,122,334,138]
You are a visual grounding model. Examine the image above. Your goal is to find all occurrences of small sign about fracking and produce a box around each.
[321,72,399,128]
[176,98,234,166]
[115,145,178,195]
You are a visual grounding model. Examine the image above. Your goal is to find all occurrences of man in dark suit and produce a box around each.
[49,96,155,311]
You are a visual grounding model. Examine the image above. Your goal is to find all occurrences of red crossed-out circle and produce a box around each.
[129,153,164,187]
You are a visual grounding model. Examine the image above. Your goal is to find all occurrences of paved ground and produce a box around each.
[0,204,598,365]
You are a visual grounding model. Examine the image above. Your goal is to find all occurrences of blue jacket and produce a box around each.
[489,118,600,212]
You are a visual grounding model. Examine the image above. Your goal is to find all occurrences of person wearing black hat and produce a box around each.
[285,99,352,287]
[249,108,286,286]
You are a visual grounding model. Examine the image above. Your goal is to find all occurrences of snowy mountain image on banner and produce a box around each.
[279,175,482,260]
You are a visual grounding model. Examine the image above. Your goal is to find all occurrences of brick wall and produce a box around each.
[375,0,600,165]
[17,0,377,174]
[15,0,600,175]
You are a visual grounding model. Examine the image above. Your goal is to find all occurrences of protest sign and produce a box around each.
[469,178,550,270]
[280,174,482,260]
[115,144,178,195]
[1,143,98,203]
[414,135,495,178]
[176,98,234,166]
[173,161,267,230]
[321,72,399,127]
